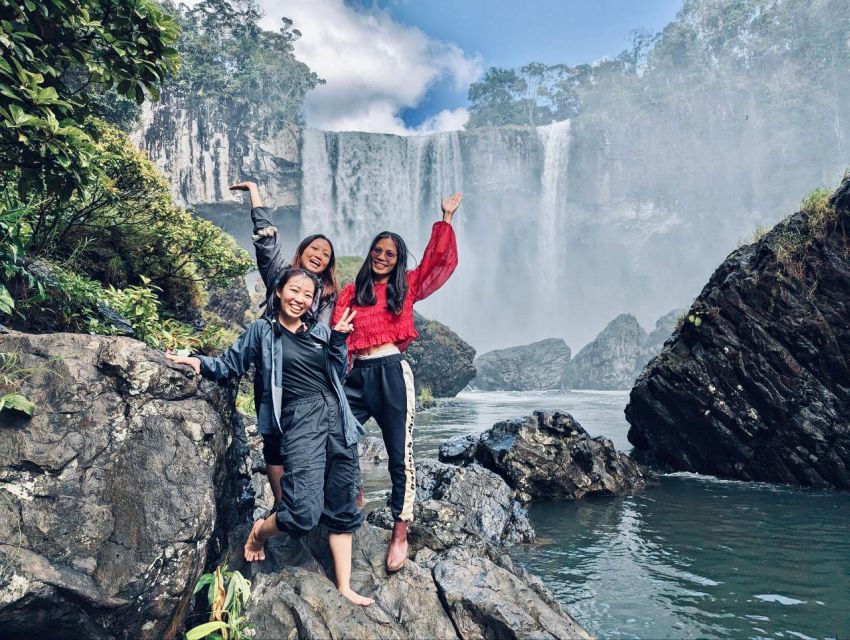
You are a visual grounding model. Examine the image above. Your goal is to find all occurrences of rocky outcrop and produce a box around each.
[132,100,301,209]
[405,312,476,397]
[0,331,250,639]
[632,308,688,375]
[440,411,649,501]
[239,522,590,640]
[626,179,850,488]
[472,338,571,391]
[562,314,648,390]
[368,459,534,548]
[204,275,251,331]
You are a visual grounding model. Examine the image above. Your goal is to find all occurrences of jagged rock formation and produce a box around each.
[472,338,571,391]
[562,314,647,390]
[0,331,249,639]
[132,101,301,209]
[239,523,590,640]
[368,459,534,548]
[440,411,649,502]
[204,275,252,331]
[633,308,688,373]
[405,312,476,397]
[626,179,850,489]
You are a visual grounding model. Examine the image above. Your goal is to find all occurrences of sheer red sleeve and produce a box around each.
[408,221,458,302]
[332,284,355,325]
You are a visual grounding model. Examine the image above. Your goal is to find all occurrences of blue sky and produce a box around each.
[260,0,683,133]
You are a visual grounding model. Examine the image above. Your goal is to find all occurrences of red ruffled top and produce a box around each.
[333,221,458,353]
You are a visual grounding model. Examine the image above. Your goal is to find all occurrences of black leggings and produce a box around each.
[345,353,416,522]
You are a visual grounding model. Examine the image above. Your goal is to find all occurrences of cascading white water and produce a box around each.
[537,120,572,301]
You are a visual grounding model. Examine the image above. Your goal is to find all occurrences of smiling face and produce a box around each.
[370,237,398,282]
[298,238,333,275]
[275,273,316,323]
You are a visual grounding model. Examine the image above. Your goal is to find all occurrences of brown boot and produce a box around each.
[385,521,409,572]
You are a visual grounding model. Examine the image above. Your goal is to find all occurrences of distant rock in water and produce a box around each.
[634,307,688,372]
[626,180,850,489]
[0,331,249,639]
[440,411,649,501]
[405,311,476,397]
[562,314,647,390]
[472,338,571,391]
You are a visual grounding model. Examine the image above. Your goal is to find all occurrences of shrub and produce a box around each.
[187,564,253,640]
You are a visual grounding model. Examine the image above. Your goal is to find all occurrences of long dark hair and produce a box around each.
[292,234,340,303]
[354,231,409,314]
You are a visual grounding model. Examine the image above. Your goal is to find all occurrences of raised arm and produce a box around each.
[408,192,462,302]
[230,181,289,290]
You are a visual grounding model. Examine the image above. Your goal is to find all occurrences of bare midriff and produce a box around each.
[354,342,396,357]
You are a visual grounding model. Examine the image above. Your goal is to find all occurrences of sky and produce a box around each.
[254,0,684,135]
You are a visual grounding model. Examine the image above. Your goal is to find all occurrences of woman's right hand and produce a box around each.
[333,308,357,334]
[165,351,201,375]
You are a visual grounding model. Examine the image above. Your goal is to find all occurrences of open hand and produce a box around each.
[333,307,357,334]
[229,181,256,192]
[441,192,463,221]
[165,350,201,375]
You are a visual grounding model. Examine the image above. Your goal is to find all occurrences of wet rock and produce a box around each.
[438,433,480,465]
[406,312,476,397]
[368,459,534,548]
[204,275,251,330]
[357,436,389,464]
[562,314,647,390]
[443,411,649,501]
[235,520,587,640]
[472,338,571,391]
[0,331,250,640]
[626,179,850,488]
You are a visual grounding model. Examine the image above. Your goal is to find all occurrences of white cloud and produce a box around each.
[256,0,481,135]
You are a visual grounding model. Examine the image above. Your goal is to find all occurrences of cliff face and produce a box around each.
[132,100,301,209]
[472,338,571,391]
[625,179,850,489]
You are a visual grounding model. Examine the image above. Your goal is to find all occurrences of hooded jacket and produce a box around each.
[196,317,364,446]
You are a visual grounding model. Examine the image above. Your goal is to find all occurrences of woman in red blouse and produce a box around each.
[332,192,463,572]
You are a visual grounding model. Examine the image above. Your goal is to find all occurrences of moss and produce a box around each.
[335,256,364,286]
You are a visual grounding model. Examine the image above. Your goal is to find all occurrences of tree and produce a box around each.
[0,0,179,194]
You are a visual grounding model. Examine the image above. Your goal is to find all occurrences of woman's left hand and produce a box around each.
[333,307,357,334]
[441,192,463,223]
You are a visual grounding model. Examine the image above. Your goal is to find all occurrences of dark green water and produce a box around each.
[365,390,850,640]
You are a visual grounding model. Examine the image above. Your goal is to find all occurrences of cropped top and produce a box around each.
[332,221,458,353]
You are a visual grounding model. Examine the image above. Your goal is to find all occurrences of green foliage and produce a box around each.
[163,0,323,130]
[0,0,179,193]
[0,351,38,418]
[335,256,364,287]
[4,120,252,326]
[800,188,835,233]
[235,386,255,416]
[188,564,253,640]
[417,386,436,409]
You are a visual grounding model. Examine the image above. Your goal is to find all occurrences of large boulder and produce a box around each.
[368,459,534,548]
[204,275,252,330]
[441,411,649,501]
[0,331,250,639]
[562,314,647,390]
[626,181,850,489]
[405,311,476,397]
[237,522,590,640]
[472,338,571,391]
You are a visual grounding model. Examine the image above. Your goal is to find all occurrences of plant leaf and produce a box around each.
[185,621,228,640]
[1,394,34,416]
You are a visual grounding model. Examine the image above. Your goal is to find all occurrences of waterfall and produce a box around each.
[537,120,572,301]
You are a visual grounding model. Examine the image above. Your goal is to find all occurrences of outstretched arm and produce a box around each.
[230,181,289,290]
[408,192,463,302]
[166,323,260,381]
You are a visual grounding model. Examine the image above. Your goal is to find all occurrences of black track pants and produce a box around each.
[345,353,416,522]
[274,393,364,537]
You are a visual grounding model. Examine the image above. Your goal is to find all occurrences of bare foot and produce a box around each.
[244,519,267,562]
[338,586,374,607]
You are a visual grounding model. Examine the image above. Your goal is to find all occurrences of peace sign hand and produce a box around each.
[333,307,357,334]
[440,192,463,223]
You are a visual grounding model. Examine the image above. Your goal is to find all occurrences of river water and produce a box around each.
[363,390,850,640]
